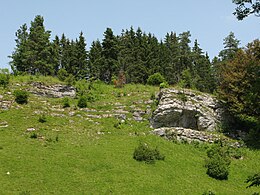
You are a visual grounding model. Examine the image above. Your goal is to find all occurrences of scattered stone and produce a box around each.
[152,127,242,147]
[0,100,12,110]
[85,114,102,119]
[69,112,75,116]
[0,121,8,128]
[27,128,36,132]
[0,95,3,99]
[133,111,143,122]
[51,113,66,117]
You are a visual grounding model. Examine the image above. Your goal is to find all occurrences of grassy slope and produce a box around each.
[0,76,259,194]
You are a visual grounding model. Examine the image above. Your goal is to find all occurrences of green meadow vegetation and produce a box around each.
[0,75,259,194]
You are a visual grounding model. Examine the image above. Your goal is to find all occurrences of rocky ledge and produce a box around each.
[152,127,241,147]
[29,82,76,98]
[151,88,224,131]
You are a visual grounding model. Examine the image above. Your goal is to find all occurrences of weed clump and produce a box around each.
[30,133,38,139]
[14,90,29,104]
[38,114,47,123]
[77,96,87,108]
[62,97,70,108]
[0,68,10,88]
[133,142,165,164]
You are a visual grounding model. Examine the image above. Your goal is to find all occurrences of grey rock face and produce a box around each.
[151,88,223,131]
[29,82,76,98]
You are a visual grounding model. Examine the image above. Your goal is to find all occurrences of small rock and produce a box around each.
[27,128,36,132]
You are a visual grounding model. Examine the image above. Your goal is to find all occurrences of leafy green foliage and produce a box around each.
[233,0,260,20]
[77,96,87,108]
[133,142,165,164]
[57,68,68,81]
[0,69,10,88]
[147,73,166,86]
[205,144,231,180]
[14,90,29,104]
[218,39,260,139]
[246,173,260,188]
[62,97,70,108]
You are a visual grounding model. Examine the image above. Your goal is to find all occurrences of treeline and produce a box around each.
[10,15,216,92]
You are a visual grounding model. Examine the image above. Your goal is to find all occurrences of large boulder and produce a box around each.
[151,88,223,131]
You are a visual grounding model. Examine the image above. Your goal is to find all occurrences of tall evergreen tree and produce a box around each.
[89,40,103,79]
[75,32,88,79]
[27,15,53,75]
[178,31,192,80]
[163,32,180,84]
[50,35,61,75]
[10,24,29,73]
[219,32,240,61]
[101,28,118,82]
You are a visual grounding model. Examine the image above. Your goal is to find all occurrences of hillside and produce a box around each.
[0,76,260,194]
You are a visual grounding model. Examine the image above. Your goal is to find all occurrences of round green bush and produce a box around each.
[147,73,166,86]
[62,97,70,108]
[77,96,87,108]
[133,142,165,164]
[14,90,29,104]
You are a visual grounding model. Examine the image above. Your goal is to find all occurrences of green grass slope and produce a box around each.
[0,77,259,194]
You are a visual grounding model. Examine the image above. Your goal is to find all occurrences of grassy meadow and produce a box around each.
[0,76,259,194]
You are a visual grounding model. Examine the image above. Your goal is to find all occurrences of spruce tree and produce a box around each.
[27,15,53,75]
[89,40,103,79]
[10,24,29,74]
[75,32,88,79]
[219,32,240,61]
[101,28,119,82]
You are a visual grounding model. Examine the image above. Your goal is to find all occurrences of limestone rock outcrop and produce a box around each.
[29,82,76,98]
[151,88,223,132]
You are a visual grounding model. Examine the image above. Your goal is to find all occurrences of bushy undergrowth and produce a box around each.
[77,96,87,108]
[133,142,165,164]
[147,73,166,86]
[0,68,10,88]
[14,90,29,104]
[62,97,70,108]
[205,144,231,180]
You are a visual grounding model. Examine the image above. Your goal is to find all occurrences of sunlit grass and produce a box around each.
[0,76,259,194]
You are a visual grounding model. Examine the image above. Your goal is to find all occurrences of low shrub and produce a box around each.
[245,172,260,188]
[57,68,68,81]
[205,154,230,180]
[205,144,231,180]
[77,96,87,108]
[14,90,29,104]
[147,73,166,86]
[38,114,47,123]
[133,142,165,164]
[30,133,38,139]
[0,68,10,88]
[159,82,169,89]
[62,97,70,108]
